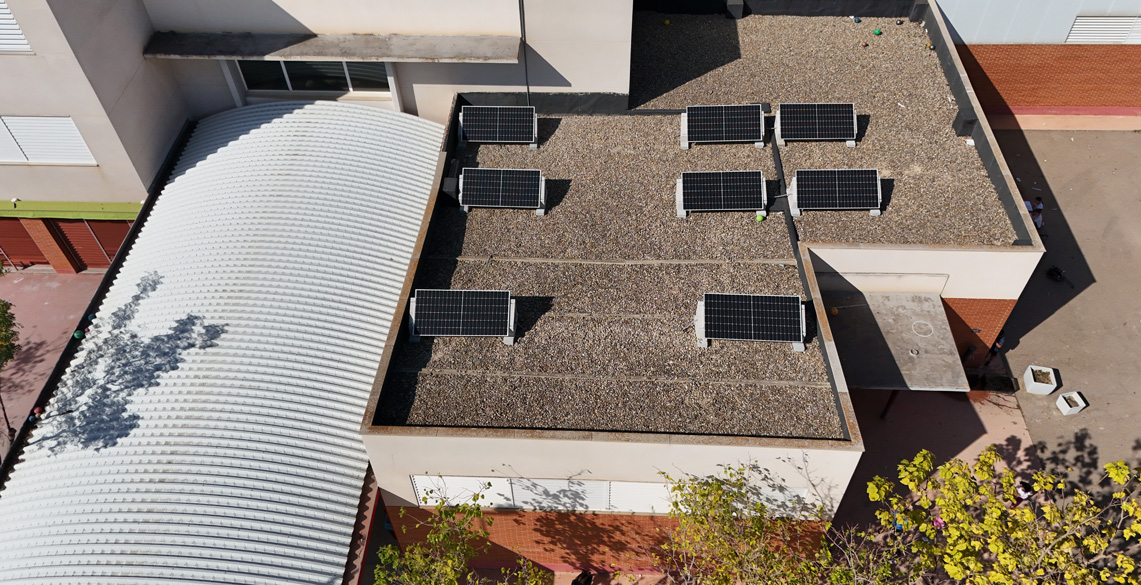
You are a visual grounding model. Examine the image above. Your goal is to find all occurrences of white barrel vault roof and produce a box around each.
[0,102,444,584]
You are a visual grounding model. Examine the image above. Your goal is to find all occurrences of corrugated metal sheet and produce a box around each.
[0,218,48,266]
[1066,16,1141,43]
[0,1,32,54]
[0,101,443,585]
[0,116,95,164]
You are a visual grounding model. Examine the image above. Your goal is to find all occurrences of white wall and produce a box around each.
[141,0,634,124]
[363,432,863,516]
[0,0,158,202]
[937,0,1141,43]
[49,0,190,189]
[807,244,1043,300]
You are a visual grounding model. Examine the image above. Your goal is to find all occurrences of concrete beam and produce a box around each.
[143,32,521,63]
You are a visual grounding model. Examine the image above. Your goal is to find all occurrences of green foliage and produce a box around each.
[652,464,826,585]
[374,486,551,585]
[869,447,1141,585]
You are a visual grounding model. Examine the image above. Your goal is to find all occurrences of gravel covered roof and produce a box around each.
[374,114,845,439]
[630,13,1018,247]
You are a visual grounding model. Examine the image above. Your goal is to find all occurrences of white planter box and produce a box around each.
[1056,392,1087,416]
[1024,365,1058,395]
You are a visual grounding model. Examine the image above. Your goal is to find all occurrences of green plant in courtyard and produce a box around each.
[374,486,551,585]
[0,260,22,443]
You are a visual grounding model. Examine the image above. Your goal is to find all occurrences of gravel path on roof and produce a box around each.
[628,13,1017,246]
[376,373,843,439]
[435,115,791,261]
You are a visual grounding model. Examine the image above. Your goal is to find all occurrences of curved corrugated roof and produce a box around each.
[0,101,444,584]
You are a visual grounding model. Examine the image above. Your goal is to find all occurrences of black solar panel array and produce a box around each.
[686,104,764,143]
[460,106,536,143]
[703,294,803,343]
[681,171,766,211]
[413,290,512,337]
[795,169,880,210]
[778,103,857,141]
[460,168,543,208]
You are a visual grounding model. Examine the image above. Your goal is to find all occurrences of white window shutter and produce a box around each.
[0,119,25,162]
[410,475,516,509]
[607,481,672,513]
[0,116,95,164]
[509,478,610,511]
[0,1,32,54]
[1066,16,1141,44]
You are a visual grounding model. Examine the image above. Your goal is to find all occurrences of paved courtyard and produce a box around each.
[0,271,102,459]
[994,129,1141,478]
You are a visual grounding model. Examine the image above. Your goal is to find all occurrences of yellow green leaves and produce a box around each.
[1106,462,1133,486]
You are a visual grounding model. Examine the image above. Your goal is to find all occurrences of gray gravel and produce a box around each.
[380,262,843,438]
[629,13,1018,246]
[434,115,792,261]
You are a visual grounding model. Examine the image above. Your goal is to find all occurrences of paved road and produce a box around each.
[995,130,1141,482]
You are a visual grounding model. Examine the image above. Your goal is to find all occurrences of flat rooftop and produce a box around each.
[373,114,845,440]
[631,13,1018,247]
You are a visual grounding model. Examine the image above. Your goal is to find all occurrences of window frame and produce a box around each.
[235,60,395,96]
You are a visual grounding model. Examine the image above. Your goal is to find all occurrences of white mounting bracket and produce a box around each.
[774,113,786,146]
[845,140,856,148]
[408,297,421,343]
[680,112,690,150]
[503,299,517,345]
[675,179,687,218]
[787,177,801,216]
[536,179,547,215]
[694,301,709,347]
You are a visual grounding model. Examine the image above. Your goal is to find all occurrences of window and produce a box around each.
[1066,16,1141,44]
[236,60,390,92]
[0,1,32,54]
[0,116,95,164]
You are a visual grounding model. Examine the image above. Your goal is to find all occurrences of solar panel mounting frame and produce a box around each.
[459,105,538,149]
[695,293,806,351]
[680,104,766,150]
[459,167,546,215]
[409,289,517,346]
[787,168,882,216]
[675,170,768,218]
[775,102,858,146]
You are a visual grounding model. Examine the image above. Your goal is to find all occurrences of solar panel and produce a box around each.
[789,169,882,216]
[681,104,765,149]
[410,289,516,344]
[460,106,537,144]
[459,168,545,214]
[776,103,857,143]
[675,171,767,218]
[696,294,806,350]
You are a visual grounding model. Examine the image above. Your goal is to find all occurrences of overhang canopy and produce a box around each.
[144,32,521,63]
[824,291,971,392]
[0,101,444,584]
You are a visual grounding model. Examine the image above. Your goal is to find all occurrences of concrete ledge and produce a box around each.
[988,114,1141,131]
[144,32,521,63]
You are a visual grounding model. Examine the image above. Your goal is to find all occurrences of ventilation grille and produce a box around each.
[0,1,32,54]
[1066,16,1141,44]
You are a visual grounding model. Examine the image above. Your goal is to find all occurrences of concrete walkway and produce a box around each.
[994,130,1141,479]
[0,271,102,459]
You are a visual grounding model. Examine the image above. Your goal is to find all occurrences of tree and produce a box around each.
[375,487,551,585]
[650,463,830,585]
[866,446,1141,585]
[0,260,22,443]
